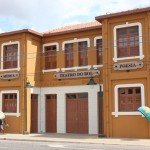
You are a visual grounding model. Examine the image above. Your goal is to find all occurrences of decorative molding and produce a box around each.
[74,65,91,71]
[42,68,60,73]
[93,64,103,69]
[94,36,102,46]
[43,42,59,52]
[61,67,75,72]
[62,38,90,50]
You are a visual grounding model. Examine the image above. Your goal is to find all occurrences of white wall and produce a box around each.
[32,84,101,134]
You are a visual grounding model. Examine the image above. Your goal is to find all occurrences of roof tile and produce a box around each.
[43,21,101,35]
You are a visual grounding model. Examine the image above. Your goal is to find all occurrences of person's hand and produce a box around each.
[5,124,9,127]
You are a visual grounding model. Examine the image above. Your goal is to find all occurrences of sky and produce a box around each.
[0,0,149,33]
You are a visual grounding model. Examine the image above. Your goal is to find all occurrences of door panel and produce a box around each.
[77,100,88,133]
[66,100,77,133]
[46,95,57,133]
[31,94,38,133]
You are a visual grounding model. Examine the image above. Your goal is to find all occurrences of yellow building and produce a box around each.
[1,6,150,138]
[96,7,150,138]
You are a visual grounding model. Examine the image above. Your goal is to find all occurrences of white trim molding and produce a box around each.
[61,67,75,72]
[61,65,92,72]
[93,64,103,69]
[94,36,102,47]
[1,41,20,72]
[62,38,90,50]
[74,65,91,71]
[113,22,144,62]
[43,42,59,52]
[42,68,60,73]
[0,90,20,117]
[112,83,145,117]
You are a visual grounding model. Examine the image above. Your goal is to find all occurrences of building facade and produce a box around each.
[96,7,150,138]
[1,6,150,138]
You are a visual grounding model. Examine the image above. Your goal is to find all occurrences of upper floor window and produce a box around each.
[79,41,88,66]
[96,39,102,65]
[1,41,20,71]
[65,43,73,68]
[113,22,144,62]
[44,45,57,70]
[117,26,139,58]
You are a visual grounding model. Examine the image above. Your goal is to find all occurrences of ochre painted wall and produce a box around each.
[41,29,102,87]
[100,12,150,138]
[0,32,42,133]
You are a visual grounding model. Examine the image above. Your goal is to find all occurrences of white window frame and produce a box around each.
[94,36,102,47]
[62,38,90,71]
[1,41,20,71]
[42,42,60,73]
[113,22,144,62]
[112,83,145,117]
[62,38,90,50]
[0,90,20,117]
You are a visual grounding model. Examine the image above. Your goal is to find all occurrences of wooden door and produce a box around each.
[46,94,57,133]
[66,93,88,134]
[31,94,38,133]
[66,99,77,133]
[77,99,88,133]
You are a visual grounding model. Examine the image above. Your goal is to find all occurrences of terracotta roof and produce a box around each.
[43,21,101,37]
[96,6,150,22]
[0,29,43,37]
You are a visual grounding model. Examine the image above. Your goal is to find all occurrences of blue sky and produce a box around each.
[0,0,149,33]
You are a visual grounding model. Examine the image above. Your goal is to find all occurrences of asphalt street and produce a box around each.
[0,140,150,150]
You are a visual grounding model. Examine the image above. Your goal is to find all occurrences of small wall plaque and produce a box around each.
[113,61,144,71]
[0,73,19,79]
[54,70,100,79]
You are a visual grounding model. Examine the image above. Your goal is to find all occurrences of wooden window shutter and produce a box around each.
[96,39,102,65]
[118,87,141,112]
[79,41,88,66]
[65,43,73,68]
[44,45,57,69]
[117,26,139,58]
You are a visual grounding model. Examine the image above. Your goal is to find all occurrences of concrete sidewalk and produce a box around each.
[0,133,150,146]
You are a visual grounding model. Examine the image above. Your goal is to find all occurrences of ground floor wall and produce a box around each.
[31,84,101,134]
[0,88,25,133]
[106,78,150,138]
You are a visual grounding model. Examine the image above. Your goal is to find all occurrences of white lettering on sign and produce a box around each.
[113,61,144,70]
[0,73,19,79]
[54,70,100,79]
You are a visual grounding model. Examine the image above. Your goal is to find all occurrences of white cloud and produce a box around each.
[0,0,149,32]
[0,28,4,33]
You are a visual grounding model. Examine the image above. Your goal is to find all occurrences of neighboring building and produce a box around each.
[1,6,150,138]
